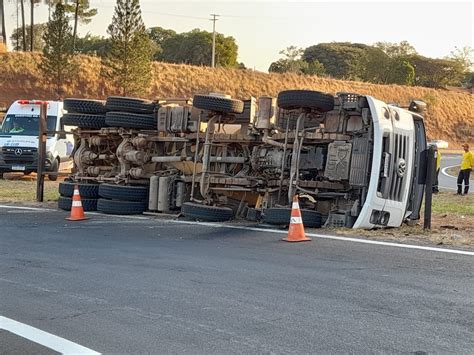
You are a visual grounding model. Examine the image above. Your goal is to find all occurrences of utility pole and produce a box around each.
[210,14,219,68]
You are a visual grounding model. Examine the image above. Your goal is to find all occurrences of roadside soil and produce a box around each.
[0,177,472,248]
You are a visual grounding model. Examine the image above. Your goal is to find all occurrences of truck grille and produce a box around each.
[389,134,408,201]
[1,147,38,164]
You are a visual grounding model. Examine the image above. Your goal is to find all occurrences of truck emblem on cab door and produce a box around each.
[397,158,406,177]
[14,148,23,156]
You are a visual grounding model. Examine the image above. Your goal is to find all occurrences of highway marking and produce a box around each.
[0,316,100,354]
[166,220,474,256]
[0,205,473,256]
[0,205,55,211]
[441,164,458,179]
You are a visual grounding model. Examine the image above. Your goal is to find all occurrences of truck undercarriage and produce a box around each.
[61,90,426,229]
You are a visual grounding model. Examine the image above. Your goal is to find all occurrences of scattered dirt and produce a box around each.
[1,174,472,249]
[331,214,473,249]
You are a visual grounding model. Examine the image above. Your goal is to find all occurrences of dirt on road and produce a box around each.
[0,177,472,248]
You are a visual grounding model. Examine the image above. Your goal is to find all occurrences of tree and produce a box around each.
[103,0,152,96]
[462,72,474,89]
[63,0,97,51]
[268,46,324,75]
[75,33,110,56]
[386,58,415,85]
[408,55,465,87]
[0,0,6,49]
[159,28,238,67]
[147,26,176,60]
[374,41,417,58]
[40,2,75,96]
[11,22,46,51]
[448,46,473,70]
[303,60,325,76]
[29,0,41,51]
[20,0,27,50]
[303,43,369,80]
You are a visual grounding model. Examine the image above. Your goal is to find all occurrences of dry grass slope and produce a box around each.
[0,52,472,146]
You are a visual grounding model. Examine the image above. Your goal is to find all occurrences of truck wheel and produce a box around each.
[277,90,334,112]
[193,95,244,114]
[105,96,157,114]
[262,207,322,228]
[64,99,108,114]
[105,112,156,130]
[62,113,107,129]
[97,198,147,215]
[59,182,100,198]
[98,184,149,201]
[181,202,234,222]
[48,159,59,181]
[58,196,98,211]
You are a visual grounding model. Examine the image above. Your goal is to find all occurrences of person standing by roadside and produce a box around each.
[457,143,474,195]
[432,145,441,193]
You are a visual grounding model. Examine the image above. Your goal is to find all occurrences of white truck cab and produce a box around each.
[0,100,74,180]
[352,97,426,228]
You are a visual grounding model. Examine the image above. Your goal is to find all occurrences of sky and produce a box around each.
[3,0,473,71]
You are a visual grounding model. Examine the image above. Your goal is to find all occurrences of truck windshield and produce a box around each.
[0,114,57,137]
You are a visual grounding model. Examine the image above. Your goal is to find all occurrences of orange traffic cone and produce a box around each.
[66,184,89,221]
[282,195,311,242]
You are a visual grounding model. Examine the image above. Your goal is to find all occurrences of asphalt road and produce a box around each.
[1,206,473,354]
[438,154,472,191]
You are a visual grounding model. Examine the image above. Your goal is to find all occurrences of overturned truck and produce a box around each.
[59,90,427,229]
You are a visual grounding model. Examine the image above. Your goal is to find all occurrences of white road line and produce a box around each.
[0,316,100,354]
[0,205,473,256]
[441,164,459,179]
[0,205,55,211]
[166,220,474,256]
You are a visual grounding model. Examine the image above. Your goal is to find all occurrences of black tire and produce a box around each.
[105,111,156,130]
[105,96,157,114]
[182,202,234,222]
[48,159,59,181]
[58,196,98,211]
[97,198,147,215]
[277,90,334,112]
[64,98,107,114]
[193,95,244,114]
[262,207,322,228]
[59,182,100,198]
[99,184,148,201]
[62,113,107,129]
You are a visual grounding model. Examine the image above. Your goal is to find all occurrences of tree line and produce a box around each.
[1,0,96,52]
[41,0,153,96]
[269,42,473,89]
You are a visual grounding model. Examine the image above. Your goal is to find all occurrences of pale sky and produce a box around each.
[3,0,473,71]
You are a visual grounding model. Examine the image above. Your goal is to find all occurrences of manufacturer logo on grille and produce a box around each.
[397,158,406,177]
[14,148,23,156]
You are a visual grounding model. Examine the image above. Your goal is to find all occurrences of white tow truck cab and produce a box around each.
[0,100,74,180]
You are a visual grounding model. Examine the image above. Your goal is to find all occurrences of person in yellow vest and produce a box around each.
[432,145,441,194]
[457,143,474,195]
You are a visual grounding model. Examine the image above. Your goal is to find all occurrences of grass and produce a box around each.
[0,178,59,202]
[0,52,473,148]
[431,191,474,215]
